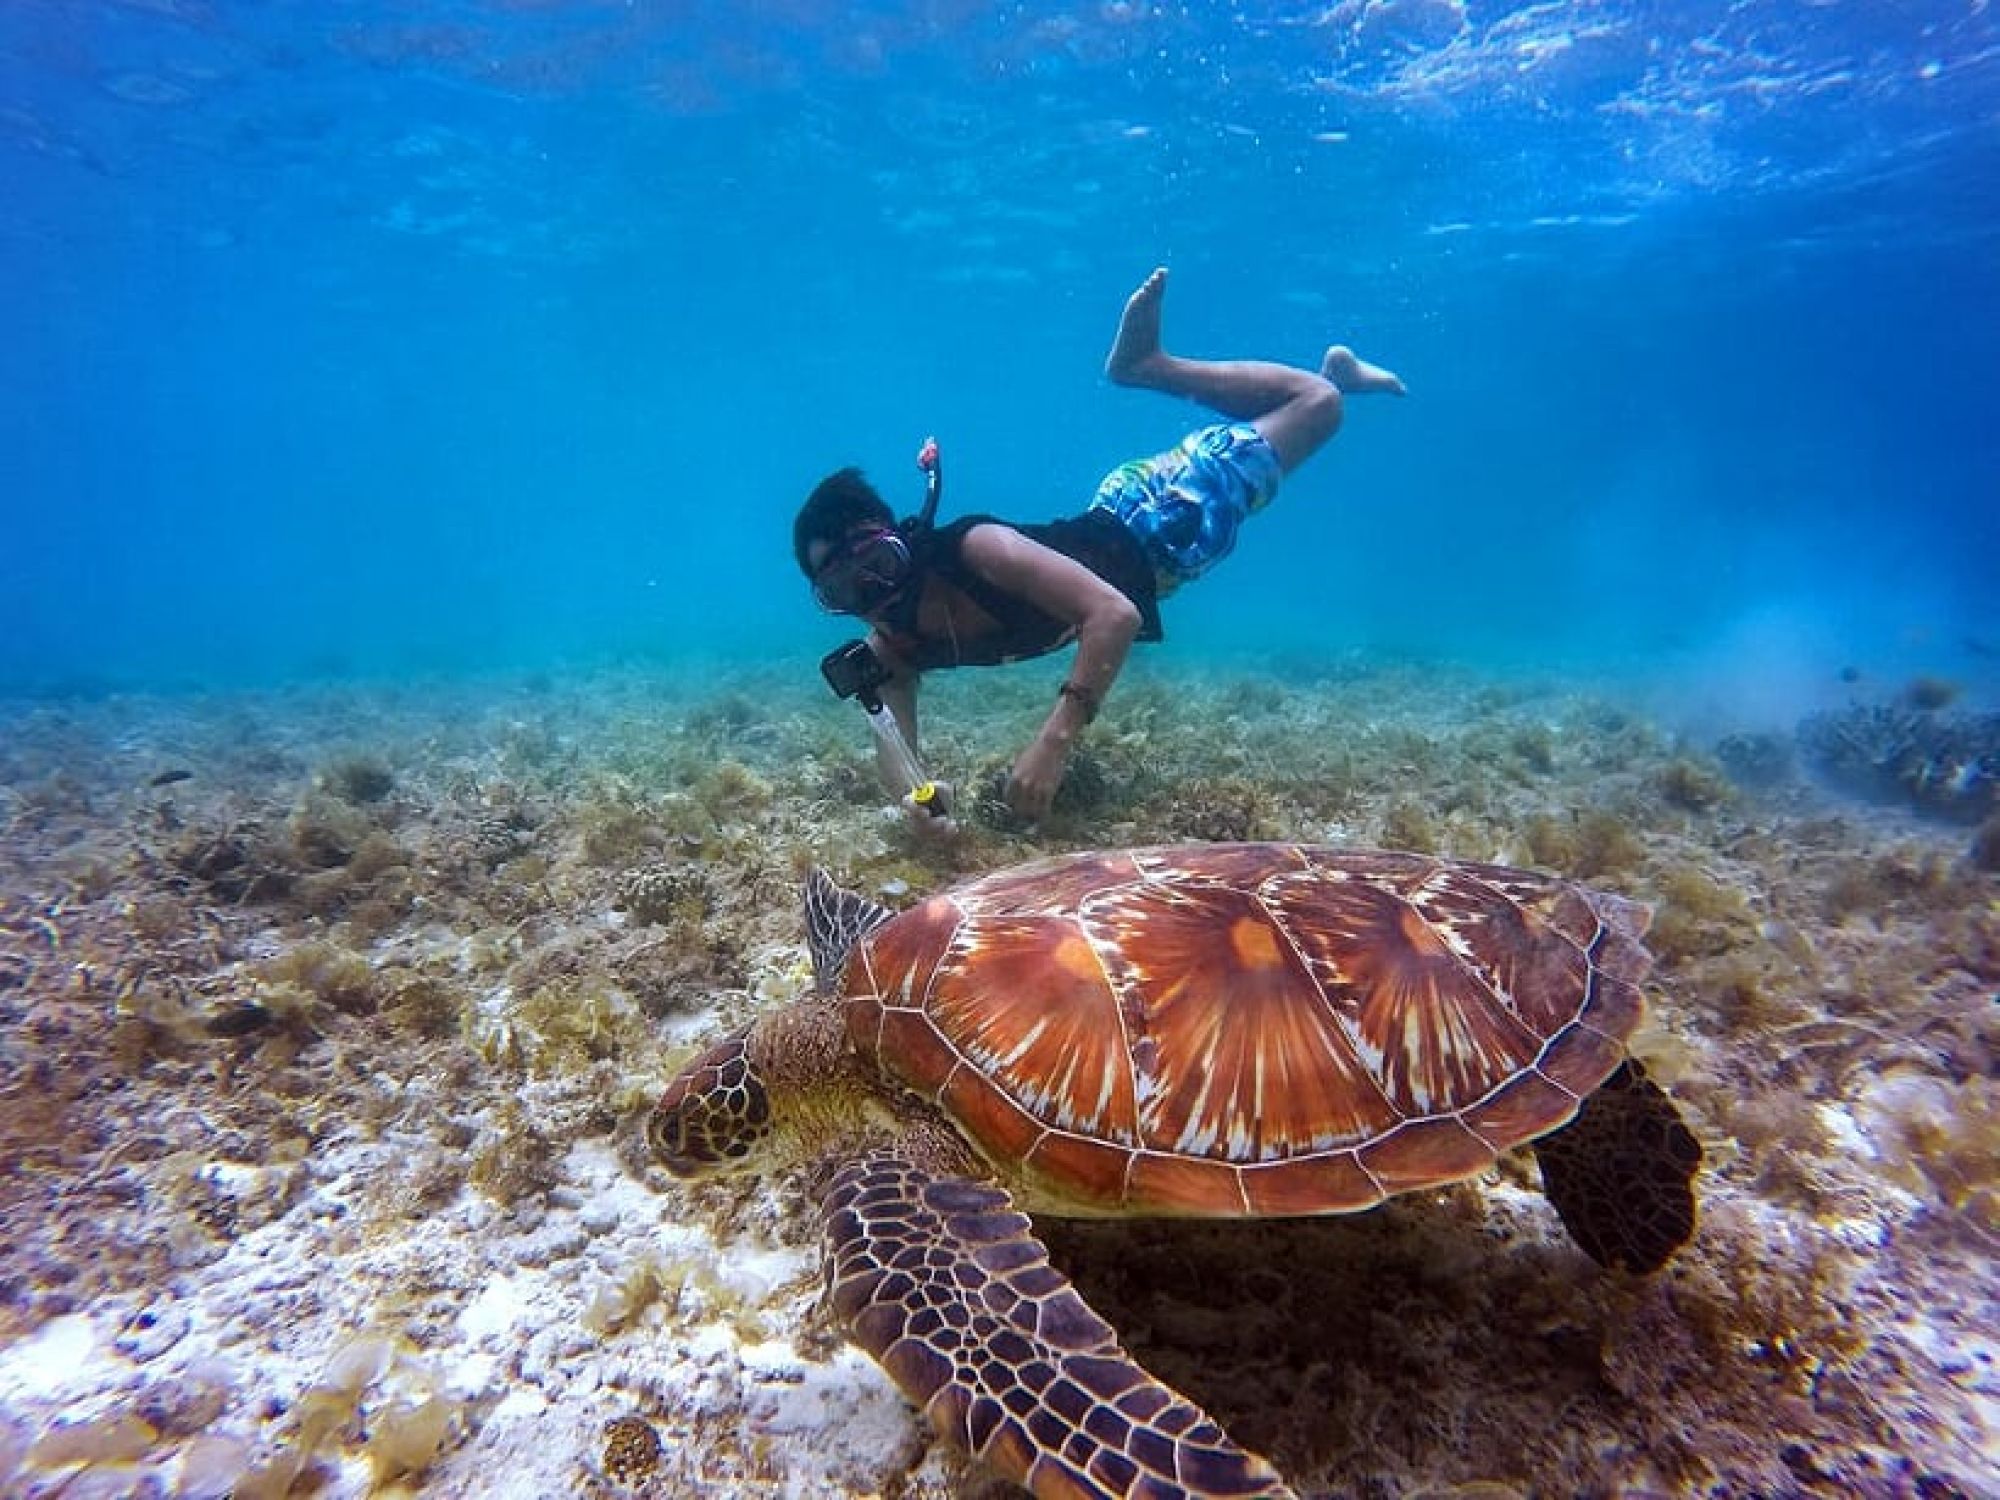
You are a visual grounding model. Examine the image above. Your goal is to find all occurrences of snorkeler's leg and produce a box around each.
[1105,268,1404,473]
[1320,346,1406,396]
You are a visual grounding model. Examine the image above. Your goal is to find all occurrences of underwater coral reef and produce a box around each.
[1798,700,2000,826]
[0,659,1992,1497]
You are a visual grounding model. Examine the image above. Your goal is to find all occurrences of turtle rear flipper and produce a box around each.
[1531,1060,1702,1274]
[822,1152,1294,1500]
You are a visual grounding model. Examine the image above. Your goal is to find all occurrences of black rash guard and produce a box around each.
[879,512,1163,671]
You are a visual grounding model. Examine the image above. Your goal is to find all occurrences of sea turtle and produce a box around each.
[649,843,1701,1499]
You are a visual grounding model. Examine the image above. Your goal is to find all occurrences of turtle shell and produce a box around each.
[842,843,1652,1217]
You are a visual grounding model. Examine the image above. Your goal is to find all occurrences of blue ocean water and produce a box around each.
[3,1,1995,708]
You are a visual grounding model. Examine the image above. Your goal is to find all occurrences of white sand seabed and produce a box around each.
[0,1130,928,1496]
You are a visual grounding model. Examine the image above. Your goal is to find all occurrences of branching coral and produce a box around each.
[1798,703,2000,822]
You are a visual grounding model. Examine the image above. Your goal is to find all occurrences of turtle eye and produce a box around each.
[649,1029,771,1177]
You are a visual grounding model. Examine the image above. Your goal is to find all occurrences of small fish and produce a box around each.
[149,768,194,787]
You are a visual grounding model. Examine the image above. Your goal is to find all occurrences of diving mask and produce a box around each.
[811,527,913,616]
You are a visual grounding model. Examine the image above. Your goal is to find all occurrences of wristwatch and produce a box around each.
[1057,680,1101,723]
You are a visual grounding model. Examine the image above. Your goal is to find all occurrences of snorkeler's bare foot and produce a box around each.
[1320,345,1407,396]
[1105,267,1171,386]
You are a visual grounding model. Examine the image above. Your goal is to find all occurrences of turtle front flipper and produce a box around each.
[822,1152,1294,1500]
[1531,1060,1703,1274]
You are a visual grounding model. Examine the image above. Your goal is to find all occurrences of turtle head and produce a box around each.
[648,1026,773,1179]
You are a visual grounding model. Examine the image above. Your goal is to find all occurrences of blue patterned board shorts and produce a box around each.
[1087,422,1283,593]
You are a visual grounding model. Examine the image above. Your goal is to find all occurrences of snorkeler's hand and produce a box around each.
[899,780,958,839]
[1005,739,1067,824]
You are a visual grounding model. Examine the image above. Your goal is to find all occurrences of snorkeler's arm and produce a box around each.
[959,524,1140,819]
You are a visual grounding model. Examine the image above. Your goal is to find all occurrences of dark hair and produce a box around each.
[794,468,894,577]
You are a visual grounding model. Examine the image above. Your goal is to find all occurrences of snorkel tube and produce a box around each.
[904,435,942,536]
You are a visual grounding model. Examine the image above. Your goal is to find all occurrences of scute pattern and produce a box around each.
[926,916,1139,1144]
[849,844,1653,1216]
[1267,872,1550,1115]
[954,850,1146,918]
[1088,878,1386,1157]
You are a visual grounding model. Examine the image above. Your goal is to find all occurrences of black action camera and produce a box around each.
[820,638,891,710]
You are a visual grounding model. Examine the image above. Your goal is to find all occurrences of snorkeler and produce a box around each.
[795,266,1405,826]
